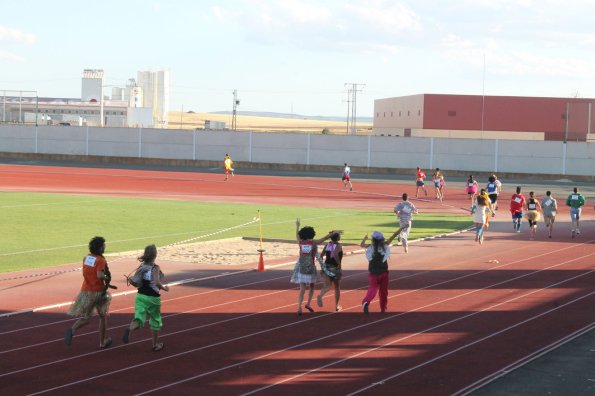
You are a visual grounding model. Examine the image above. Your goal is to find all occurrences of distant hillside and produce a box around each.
[169,111,373,134]
[211,110,373,123]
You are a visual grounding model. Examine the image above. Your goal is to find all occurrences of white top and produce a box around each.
[472,205,489,224]
[365,245,390,262]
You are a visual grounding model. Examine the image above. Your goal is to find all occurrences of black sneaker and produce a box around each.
[363,301,369,314]
[64,327,73,346]
[122,327,131,344]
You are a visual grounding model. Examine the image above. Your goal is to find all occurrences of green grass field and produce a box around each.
[0,192,470,272]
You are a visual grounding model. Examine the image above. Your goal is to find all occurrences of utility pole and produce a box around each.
[232,89,239,131]
[344,83,365,135]
[343,87,352,135]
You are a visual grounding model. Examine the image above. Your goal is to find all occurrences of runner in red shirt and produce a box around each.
[415,167,428,198]
[510,186,526,233]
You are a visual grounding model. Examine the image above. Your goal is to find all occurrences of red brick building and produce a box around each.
[374,94,594,141]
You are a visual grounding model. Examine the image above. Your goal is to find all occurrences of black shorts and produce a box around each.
[488,193,498,204]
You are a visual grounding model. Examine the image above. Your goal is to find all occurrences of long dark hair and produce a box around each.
[138,244,157,264]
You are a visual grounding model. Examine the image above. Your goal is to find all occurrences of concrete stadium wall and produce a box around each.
[0,125,593,178]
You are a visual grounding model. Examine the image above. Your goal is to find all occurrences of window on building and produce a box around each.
[448,110,457,117]
[376,112,379,117]
[391,112,393,117]
[407,110,410,116]
[418,110,421,116]
[383,112,385,117]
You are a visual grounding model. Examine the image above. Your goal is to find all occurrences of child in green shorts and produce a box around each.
[122,244,170,351]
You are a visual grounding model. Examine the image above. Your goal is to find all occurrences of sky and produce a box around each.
[1,0,595,117]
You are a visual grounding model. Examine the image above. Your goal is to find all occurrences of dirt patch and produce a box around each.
[131,237,297,266]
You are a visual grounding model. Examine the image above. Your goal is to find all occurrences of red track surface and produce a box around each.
[0,164,593,395]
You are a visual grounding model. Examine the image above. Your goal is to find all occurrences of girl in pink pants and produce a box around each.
[359,226,405,314]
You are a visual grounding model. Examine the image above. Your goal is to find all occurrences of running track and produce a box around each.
[0,164,593,395]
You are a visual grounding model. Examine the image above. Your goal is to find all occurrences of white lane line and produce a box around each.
[247,253,595,395]
[453,320,595,396]
[21,249,594,395]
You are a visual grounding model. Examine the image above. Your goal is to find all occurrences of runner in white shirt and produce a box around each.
[541,191,558,239]
[342,163,353,191]
[394,193,418,253]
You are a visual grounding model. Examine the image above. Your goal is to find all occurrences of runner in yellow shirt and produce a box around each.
[224,153,234,181]
[476,188,495,228]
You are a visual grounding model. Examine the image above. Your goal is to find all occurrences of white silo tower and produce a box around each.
[81,69,104,102]
[136,69,170,128]
[129,86,144,108]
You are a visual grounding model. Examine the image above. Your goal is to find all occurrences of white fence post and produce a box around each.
[367,135,371,168]
[562,142,567,175]
[86,126,89,156]
[193,130,196,160]
[138,128,142,158]
[306,134,311,165]
[429,137,434,169]
[494,139,499,172]
[249,131,253,163]
[34,125,38,154]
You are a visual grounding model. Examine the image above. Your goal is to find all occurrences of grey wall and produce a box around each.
[0,125,593,177]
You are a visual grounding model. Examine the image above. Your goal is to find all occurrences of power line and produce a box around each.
[232,89,239,131]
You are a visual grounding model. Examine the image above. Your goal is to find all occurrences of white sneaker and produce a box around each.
[576,229,581,235]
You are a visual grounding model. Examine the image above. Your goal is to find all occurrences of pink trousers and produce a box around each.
[362,272,389,312]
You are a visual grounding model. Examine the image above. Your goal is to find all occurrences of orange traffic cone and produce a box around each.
[257,249,265,272]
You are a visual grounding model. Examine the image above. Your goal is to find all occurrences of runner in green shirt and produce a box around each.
[566,187,586,238]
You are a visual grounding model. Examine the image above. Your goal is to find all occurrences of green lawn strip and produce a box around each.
[0,192,469,272]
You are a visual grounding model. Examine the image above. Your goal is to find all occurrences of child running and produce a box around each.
[486,174,502,213]
[466,175,479,206]
[477,188,495,229]
[394,193,418,253]
[64,236,113,349]
[566,187,586,238]
[360,227,405,314]
[471,196,490,244]
[525,191,542,240]
[415,167,428,198]
[224,153,234,181]
[291,219,334,315]
[432,168,444,201]
[541,191,558,238]
[510,186,526,233]
[342,163,353,191]
[122,244,170,352]
[316,231,344,312]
